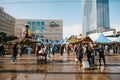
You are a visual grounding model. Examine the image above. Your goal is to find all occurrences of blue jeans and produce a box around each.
[12,56,16,62]
[47,50,51,57]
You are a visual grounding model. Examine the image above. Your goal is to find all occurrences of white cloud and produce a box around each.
[111,24,120,32]
[63,24,82,39]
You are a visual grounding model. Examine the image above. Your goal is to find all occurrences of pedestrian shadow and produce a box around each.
[95,64,120,66]
[0,70,120,74]
[83,67,98,70]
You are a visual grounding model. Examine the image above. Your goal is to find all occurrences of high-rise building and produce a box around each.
[0,7,15,35]
[82,0,110,36]
[15,19,63,40]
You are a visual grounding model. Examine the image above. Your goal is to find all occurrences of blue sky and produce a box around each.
[0,0,120,38]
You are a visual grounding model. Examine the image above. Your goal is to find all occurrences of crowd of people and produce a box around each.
[0,42,120,67]
[74,43,106,68]
[73,43,120,68]
[11,43,66,63]
[10,42,106,67]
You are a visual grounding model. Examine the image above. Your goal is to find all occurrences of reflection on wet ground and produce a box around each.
[0,53,120,80]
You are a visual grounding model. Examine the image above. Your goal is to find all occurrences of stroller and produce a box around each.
[36,49,47,63]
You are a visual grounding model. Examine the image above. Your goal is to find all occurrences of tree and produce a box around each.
[4,36,18,42]
[0,32,18,43]
[0,32,7,43]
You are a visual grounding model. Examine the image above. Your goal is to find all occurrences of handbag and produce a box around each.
[38,49,44,54]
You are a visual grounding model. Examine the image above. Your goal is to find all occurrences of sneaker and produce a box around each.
[11,61,15,64]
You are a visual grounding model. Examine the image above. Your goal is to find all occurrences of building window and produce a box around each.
[41,22,45,25]
[36,21,40,25]
[36,26,40,30]
[32,26,35,32]
[32,21,36,25]
[32,26,35,29]
[32,29,35,32]
[27,21,31,25]
[41,26,44,30]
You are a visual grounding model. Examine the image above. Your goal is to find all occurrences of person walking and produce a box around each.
[76,44,83,66]
[11,43,18,64]
[90,44,96,67]
[60,44,64,56]
[35,45,40,55]
[0,44,5,56]
[113,44,118,55]
[52,45,55,55]
[74,44,78,61]
[46,44,51,58]
[26,45,32,55]
[85,44,92,67]
[97,45,106,67]
[17,44,22,57]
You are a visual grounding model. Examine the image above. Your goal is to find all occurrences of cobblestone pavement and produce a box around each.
[0,53,120,80]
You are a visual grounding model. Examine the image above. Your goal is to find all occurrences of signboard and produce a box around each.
[49,21,59,27]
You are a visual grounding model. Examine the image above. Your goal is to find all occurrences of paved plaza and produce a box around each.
[0,53,120,80]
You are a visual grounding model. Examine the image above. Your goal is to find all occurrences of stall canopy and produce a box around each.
[78,37,93,44]
[67,37,93,44]
[115,36,120,42]
[7,38,38,44]
[7,39,20,43]
[21,38,38,43]
[94,33,112,43]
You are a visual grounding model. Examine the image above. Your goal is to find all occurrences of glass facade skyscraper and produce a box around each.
[82,0,110,36]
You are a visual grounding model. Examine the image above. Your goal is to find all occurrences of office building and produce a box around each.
[15,19,63,40]
[0,7,15,35]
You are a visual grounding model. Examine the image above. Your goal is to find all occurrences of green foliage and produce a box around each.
[0,32,7,37]
[4,36,18,42]
[0,32,18,42]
